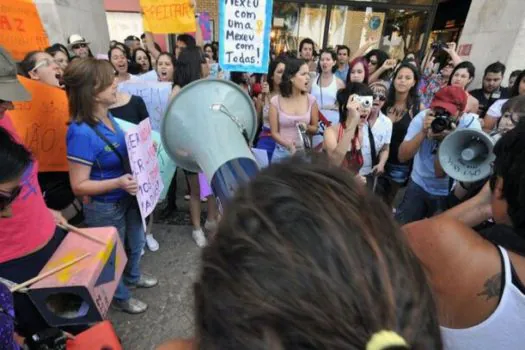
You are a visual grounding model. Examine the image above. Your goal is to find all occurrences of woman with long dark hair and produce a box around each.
[269,58,319,162]
[133,48,152,75]
[170,47,219,248]
[45,43,70,72]
[255,58,286,160]
[311,49,345,148]
[379,63,422,206]
[64,58,158,314]
[108,46,138,84]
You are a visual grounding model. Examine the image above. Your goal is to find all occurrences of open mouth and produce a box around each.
[56,73,64,86]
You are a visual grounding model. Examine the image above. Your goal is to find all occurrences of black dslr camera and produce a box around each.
[430,109,453,134]
[26,328,67,350]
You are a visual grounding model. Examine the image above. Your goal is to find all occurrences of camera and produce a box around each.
[352,95,373,109]
[431,41,447,51]
[26,328,67,350]
[431,109,453,133]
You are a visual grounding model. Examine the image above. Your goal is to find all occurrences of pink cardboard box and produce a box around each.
[28,227,127,327]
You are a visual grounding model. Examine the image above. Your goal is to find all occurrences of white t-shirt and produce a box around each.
[487,98,508,118]
[359,112,393,176]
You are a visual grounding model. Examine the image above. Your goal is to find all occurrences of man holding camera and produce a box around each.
[395,86,482,224]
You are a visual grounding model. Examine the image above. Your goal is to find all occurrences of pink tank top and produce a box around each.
[0,114,55,263]
[271,94,315,143]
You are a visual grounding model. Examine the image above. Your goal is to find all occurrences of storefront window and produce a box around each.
[272,1,433,60]
[271,3,328,55]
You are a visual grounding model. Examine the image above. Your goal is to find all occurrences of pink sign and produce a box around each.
[125,118,164,229]
[199,12,212,41]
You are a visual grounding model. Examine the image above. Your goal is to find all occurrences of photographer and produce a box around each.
[395,86,481,224]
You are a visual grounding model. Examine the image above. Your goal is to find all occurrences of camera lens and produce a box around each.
[431,118,448,133]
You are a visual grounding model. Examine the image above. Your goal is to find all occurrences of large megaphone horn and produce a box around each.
[161,79,259,207]
[438,129,500,182]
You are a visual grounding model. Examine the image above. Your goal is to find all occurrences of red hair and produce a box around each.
[346,57,369,85]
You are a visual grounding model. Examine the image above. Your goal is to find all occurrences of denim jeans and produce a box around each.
[83,195,145,302]
[395,179,449,225]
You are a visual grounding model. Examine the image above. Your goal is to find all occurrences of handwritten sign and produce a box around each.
[219,0,273,73]
[10,77,69,172]
[116,118,175,201]
[125,119,164,230]
[140,0,196,34]
[118,81,171,132]
[0,0,50,60]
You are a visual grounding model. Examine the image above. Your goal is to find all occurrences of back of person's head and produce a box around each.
[337,82,374,123]
[173,46,201,88]
[176,34,196,48]
[279,58,307,98]
[195,157,442,350]
[510,70,525,97]
[484,61,506,77]
[63,58,115,125]
[493,120,525,232]
[0,126,31,184]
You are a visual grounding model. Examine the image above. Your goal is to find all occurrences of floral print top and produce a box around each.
[0,282,19,349]
[418,68,446,108]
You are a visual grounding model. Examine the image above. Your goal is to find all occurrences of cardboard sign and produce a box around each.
[118,81,171,132]
[140,0,196,34]
[115,118,176,201]
[125,119,164,230]
[219,0,273,73]
[0,0,49,60]
[28,227,127,327]
[10,77,69,172]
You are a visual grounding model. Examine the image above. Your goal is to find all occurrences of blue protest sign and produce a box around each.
[219,0,273,73]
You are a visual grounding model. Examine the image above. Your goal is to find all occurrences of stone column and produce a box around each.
[458,0,525,88]
[34,0,110,56]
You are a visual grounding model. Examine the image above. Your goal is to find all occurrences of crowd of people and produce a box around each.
[1,13,525,349]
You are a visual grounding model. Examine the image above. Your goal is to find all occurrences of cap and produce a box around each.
[430,85,467,116]
[67,34,90,48]
[0,46,31,102]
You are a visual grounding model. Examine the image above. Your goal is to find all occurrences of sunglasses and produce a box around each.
[0,186,22,211]
[373,93,386,101]
[31,59,54,72]
[369,60,378,66]
[72,43,87,50]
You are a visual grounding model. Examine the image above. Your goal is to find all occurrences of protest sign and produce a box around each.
[140,0,196,34]
[118,81,171,132]
[198,12,212,41]
[0,0,50,60]
[219,0,273,73]
[10,77,69,172]
[124,119,164,230]
[116,118,176,201]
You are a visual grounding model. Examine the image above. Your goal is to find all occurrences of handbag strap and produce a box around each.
[366,123,378,167]
[89,120,130,173]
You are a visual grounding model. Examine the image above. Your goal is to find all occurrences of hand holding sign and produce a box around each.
[119,174,138,196]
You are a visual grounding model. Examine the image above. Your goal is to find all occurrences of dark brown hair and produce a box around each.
[63,58,115,125]
[195,156,442,350]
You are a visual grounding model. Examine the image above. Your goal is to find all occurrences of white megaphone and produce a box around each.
[438,129,500,182]
[161,79,259,207]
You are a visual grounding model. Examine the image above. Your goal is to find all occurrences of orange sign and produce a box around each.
[0,0,49,60]
[11,77,69,172]
[141,0,196,34]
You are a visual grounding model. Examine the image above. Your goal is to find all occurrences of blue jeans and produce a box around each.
[395,179,449,225]
[83,196,145,302]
